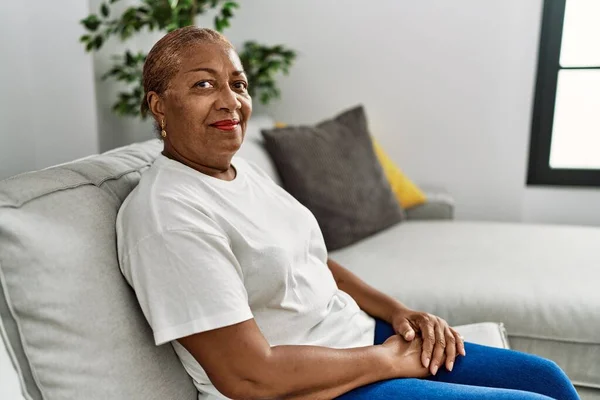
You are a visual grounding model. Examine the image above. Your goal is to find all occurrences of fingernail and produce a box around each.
[448,362,454,372]
[462,350,467,356]
[431,365,438,375]
[425,358,430,368]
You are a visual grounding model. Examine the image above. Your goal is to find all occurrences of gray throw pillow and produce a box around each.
[261,106,404,251]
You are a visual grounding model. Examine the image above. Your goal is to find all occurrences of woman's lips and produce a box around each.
[210,119,240,131]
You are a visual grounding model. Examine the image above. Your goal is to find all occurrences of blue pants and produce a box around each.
[337,319,579,399]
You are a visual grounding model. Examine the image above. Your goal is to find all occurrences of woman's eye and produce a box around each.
[233,81,248,90]
[194,81,213,89]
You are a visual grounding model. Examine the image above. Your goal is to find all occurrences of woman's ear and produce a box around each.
[147,91,165,123]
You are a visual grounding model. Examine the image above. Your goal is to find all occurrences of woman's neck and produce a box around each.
[161,147,236,181]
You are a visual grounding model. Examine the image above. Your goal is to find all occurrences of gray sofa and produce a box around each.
[0,117,598,399]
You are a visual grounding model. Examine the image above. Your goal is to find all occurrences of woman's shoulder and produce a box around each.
[126,158,185,206]
[118,158,217,234]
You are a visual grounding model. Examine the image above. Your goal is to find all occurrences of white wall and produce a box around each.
[0,1,98,180]
[216,0,600,225]
[90,0,600,225]
[523,187,600,226]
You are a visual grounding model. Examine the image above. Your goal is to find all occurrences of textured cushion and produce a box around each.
[329,220,600,390]
[257,121,425,212]
[261,106,404,251]
[371,138,427,209]
[0,139,197,399]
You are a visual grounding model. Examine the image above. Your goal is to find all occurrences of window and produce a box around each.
[528,0,600,187]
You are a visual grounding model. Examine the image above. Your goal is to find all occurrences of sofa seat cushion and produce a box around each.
[329,221,600,389]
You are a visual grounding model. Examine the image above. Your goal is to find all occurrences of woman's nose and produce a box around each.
[215,86,242,112]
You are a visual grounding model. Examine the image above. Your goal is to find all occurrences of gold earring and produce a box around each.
[160,119,167,138]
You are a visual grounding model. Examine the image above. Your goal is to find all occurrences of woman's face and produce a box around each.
[150,42,252,169]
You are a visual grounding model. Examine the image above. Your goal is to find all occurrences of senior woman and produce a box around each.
[116,27,579,400]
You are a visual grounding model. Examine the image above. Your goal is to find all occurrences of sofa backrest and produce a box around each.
[0,139,198,399]
[0,117,274,399]
[236,115,282,185]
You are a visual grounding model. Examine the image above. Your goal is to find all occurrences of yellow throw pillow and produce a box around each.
[371,138,427,209]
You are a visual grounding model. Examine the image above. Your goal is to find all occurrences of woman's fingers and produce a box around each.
[418,316,436,369]
[451,327,466,356]
[444,326,457,372]
[429,318,446,375]
[395,320,416,341]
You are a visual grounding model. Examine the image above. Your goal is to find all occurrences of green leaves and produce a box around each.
[102,52,146,117]
[100,3,110,18]
[79,0,294,117]
[214,1,238,32]
[93,36,104,49]
[125,51,135,66]
[81,14,101,31]
[113,85,145,116]
[102,51,145,83]
[239,42,297,105]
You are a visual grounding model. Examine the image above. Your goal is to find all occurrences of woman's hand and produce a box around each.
[381,334,430,378]
[390,308,466,375]
[324,259,465,376]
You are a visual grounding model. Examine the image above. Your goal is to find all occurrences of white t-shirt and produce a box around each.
[116,154,375,399]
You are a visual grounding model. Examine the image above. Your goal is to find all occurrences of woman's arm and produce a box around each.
[178,318,428,400]
[326,258,407,322]
[326,258,466,375]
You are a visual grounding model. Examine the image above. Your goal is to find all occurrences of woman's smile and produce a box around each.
[210,119,240,132]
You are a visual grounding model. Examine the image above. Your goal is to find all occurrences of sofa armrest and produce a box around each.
[405,187,455,220]
[453,322,510,349]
